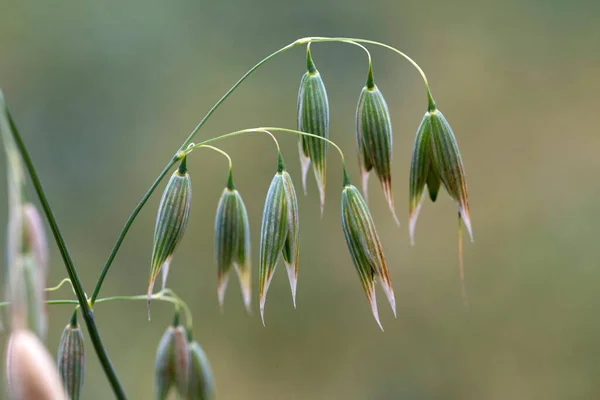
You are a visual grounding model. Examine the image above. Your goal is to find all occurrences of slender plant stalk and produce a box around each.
[0,292,186,310]
[185,127,348,177]
[306,37,436,110]
[6,112,128,399]
[195,145,233,171]
[89,158,177,304]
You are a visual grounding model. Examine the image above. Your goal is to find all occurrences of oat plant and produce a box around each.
[0,36,472,399]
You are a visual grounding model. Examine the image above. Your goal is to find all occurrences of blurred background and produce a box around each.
[1,0,600,398]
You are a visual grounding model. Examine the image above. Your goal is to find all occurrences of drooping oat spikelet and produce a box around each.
[408,108,472,244]
[6,329,67,400]
[259,154,300,325]
[297,44,329,214]
[148,157,192,316]
[187,338,216,400]
[356,65,399,225]
[57,319,85,400]
[409,105,473,303]
[428,109,472,240]
[154,315,190,399]
[214,171,251,312]
[341,182,395,330]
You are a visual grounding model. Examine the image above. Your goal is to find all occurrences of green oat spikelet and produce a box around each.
[148,157,192,317]
[187,334,216,400]
[297,44,329,214]
[408,107,472,244]
[341,177,395,330]
[154,314,190,400]
[57,318,85,400]
[258,153,300,325]
[356,65,399,225]
[214,170,251,312]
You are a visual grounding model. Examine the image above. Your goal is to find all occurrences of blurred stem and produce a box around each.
[6,111,127,400]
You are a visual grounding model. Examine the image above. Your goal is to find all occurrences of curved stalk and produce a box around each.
[45,278,74,293]
[185,127,349,185]
[0,291,185,310]
[305,36,436,110]
[191,145,233,171]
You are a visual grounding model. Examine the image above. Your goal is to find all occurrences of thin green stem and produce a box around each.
[45,278,73,292]
[186,127,345,167]
[331,39,372,71]
[262,127,345,164]
[185,128,283,153]
[90,157,177,305]
[185,126,349,185]
[190,144,233,171]
[162,288,193,330]
[6,112,127,400]
[180,39,303,149]
[304,36,436,110]
[0,291,183,309]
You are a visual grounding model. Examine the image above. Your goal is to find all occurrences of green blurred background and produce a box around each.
[1,0,600,398]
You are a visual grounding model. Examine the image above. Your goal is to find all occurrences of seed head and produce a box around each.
[5,329,67,400]
[148,157,192,316]
[355,66,399,225]
[187,339,216,400]
[214,172,251,312]
[341,183,395,330]
[297,44,329,214]
[155,317,190,399]
[409,108,472,244]
[57,321,85,400]
[259,155,300,325]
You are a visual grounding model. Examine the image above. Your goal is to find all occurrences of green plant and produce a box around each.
[1,36,472,399]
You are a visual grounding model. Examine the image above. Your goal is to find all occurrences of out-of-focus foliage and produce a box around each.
[1,0,600,398]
